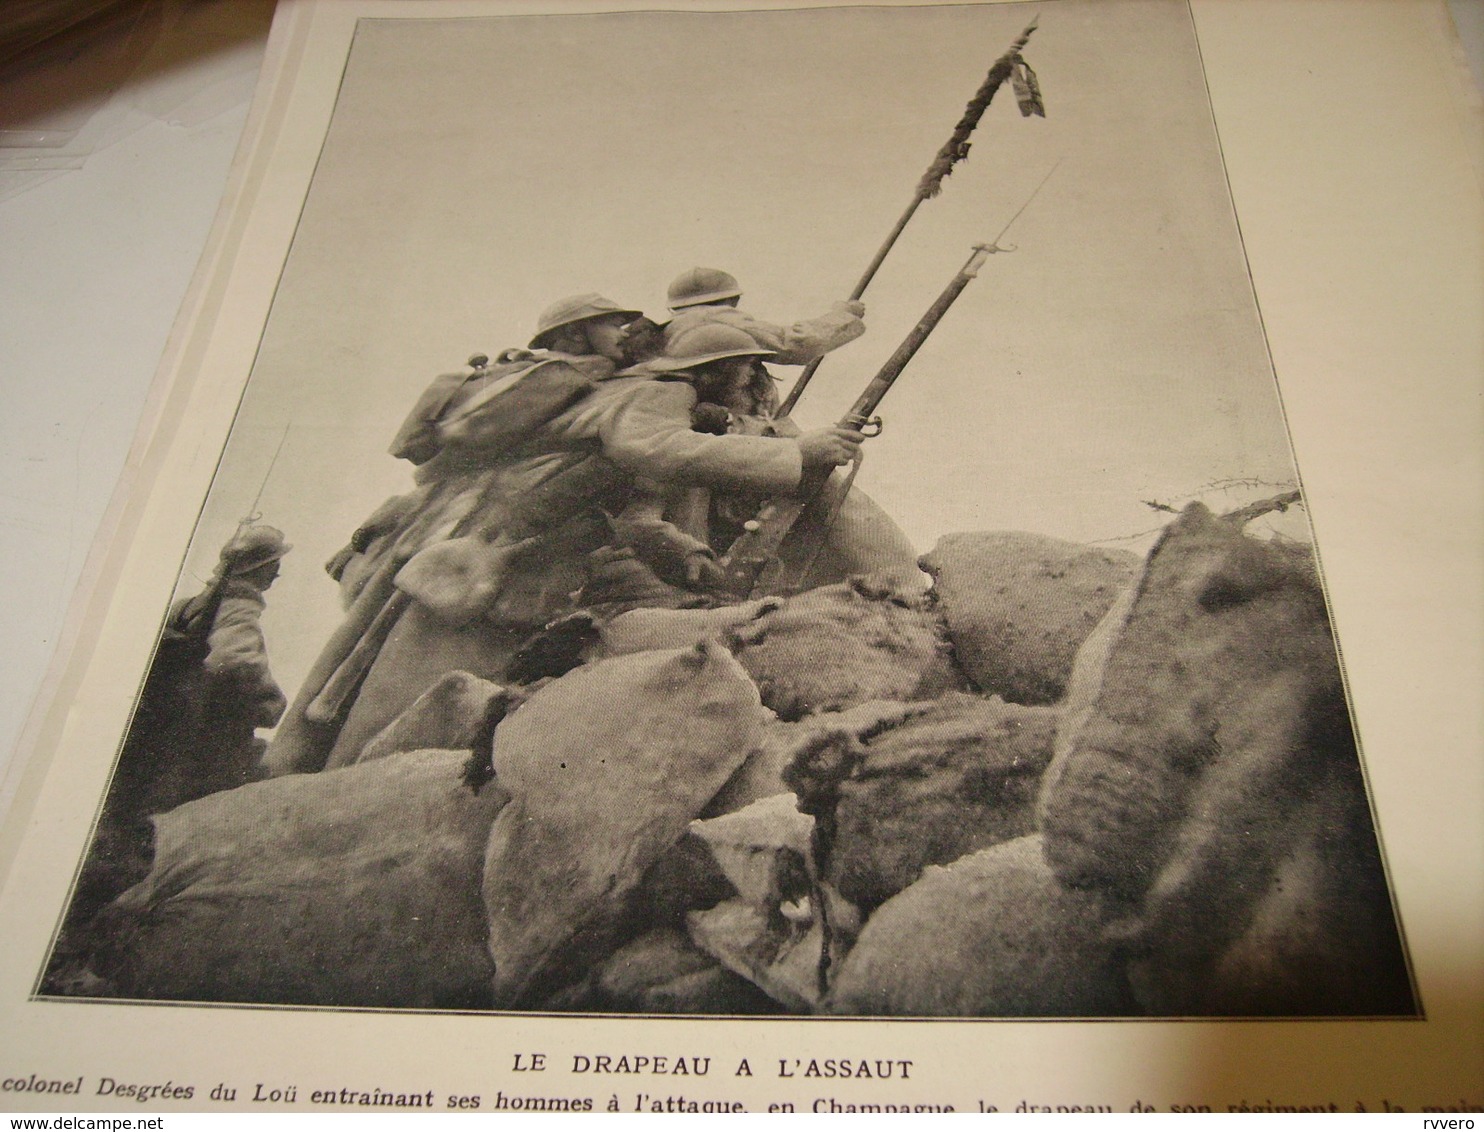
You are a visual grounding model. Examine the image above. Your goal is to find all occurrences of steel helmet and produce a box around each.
[529,293,643,349]
[648,323,777,372]
[666,267,743,310]
[220,525,291,575]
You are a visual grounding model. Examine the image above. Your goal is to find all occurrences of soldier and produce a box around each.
[639,323,923,593]
[661,267,867,374]
[322,294,644,607]
[171,526,291,731]
[264,295,874,776]
[131,524,291,810]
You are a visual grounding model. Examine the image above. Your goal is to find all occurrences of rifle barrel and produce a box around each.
[841,244,992,428]
[717,243,993,599]
[776,195,925,419]
[777,21,1038,418]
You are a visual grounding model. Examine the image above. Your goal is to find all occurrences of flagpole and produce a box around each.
[777,18,1042,417]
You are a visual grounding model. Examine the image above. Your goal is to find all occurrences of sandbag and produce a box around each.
[507,600,787,686]
[919,532,1138,704]
[689,793,813,908]
[825,835,1133,1017]
[599,598,781,656]
[826,692,1060,911]
[482,641,768,1007]
[726,577,962,721]
[356,671,510,764]
[687,901,828,1014]
[702,701,920,820]
[1039,505,1340,895]
[592,926,780,1015]
[1038,504,1412,1015]
[96,749,508,1008]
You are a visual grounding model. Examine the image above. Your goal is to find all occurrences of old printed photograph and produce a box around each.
[37,0,1416,1017]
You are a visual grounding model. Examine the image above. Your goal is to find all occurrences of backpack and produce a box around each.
[389,350,608,467]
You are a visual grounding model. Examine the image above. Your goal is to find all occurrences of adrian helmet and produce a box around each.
[648,323,777,372]
[220,525,291,576]
[666,267,743,310]
[529,293,643,350]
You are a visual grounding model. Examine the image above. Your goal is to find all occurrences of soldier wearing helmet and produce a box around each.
[650,322,781,420]
[170,524,291,727]
[661,266,867,374]
[332,293,657,609]
[144,523,290,802]
[527,292,643,361]
[55,524,294,956]
[592,322,921,600]
[266,293,879,776]
[385,293,646,477]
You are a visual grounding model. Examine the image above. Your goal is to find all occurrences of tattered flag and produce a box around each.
[1012,59,1046,118]
[915,21,1041,200]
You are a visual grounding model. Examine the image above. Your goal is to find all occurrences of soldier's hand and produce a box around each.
[798,426,865,470]
[840,300,866,319]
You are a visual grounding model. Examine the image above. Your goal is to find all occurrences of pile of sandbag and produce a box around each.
[481,640,770,1007]
[807,505,1411,1018]
[724,577,964,719]
[64,554,947,1010]
[72,510,1410,1018]
[94,748,508,1008]
[609,692,1064,1013]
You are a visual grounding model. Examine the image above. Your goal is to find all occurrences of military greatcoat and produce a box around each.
[264,351,917,776]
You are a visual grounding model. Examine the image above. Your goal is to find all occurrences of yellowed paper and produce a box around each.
[0,0,1479,1114]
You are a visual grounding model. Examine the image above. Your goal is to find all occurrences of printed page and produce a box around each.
[0,0,1479,1114]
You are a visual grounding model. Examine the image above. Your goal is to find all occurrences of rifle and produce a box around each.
[234,423,290,540]
[716,243,1000,599]
[174,424,290,634]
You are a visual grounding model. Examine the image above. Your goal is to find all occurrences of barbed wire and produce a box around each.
[1088,479,1302,546]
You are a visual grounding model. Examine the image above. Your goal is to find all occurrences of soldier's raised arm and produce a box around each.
[661,267,864,367]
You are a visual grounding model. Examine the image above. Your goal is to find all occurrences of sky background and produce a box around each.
[176,0,1302,705]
